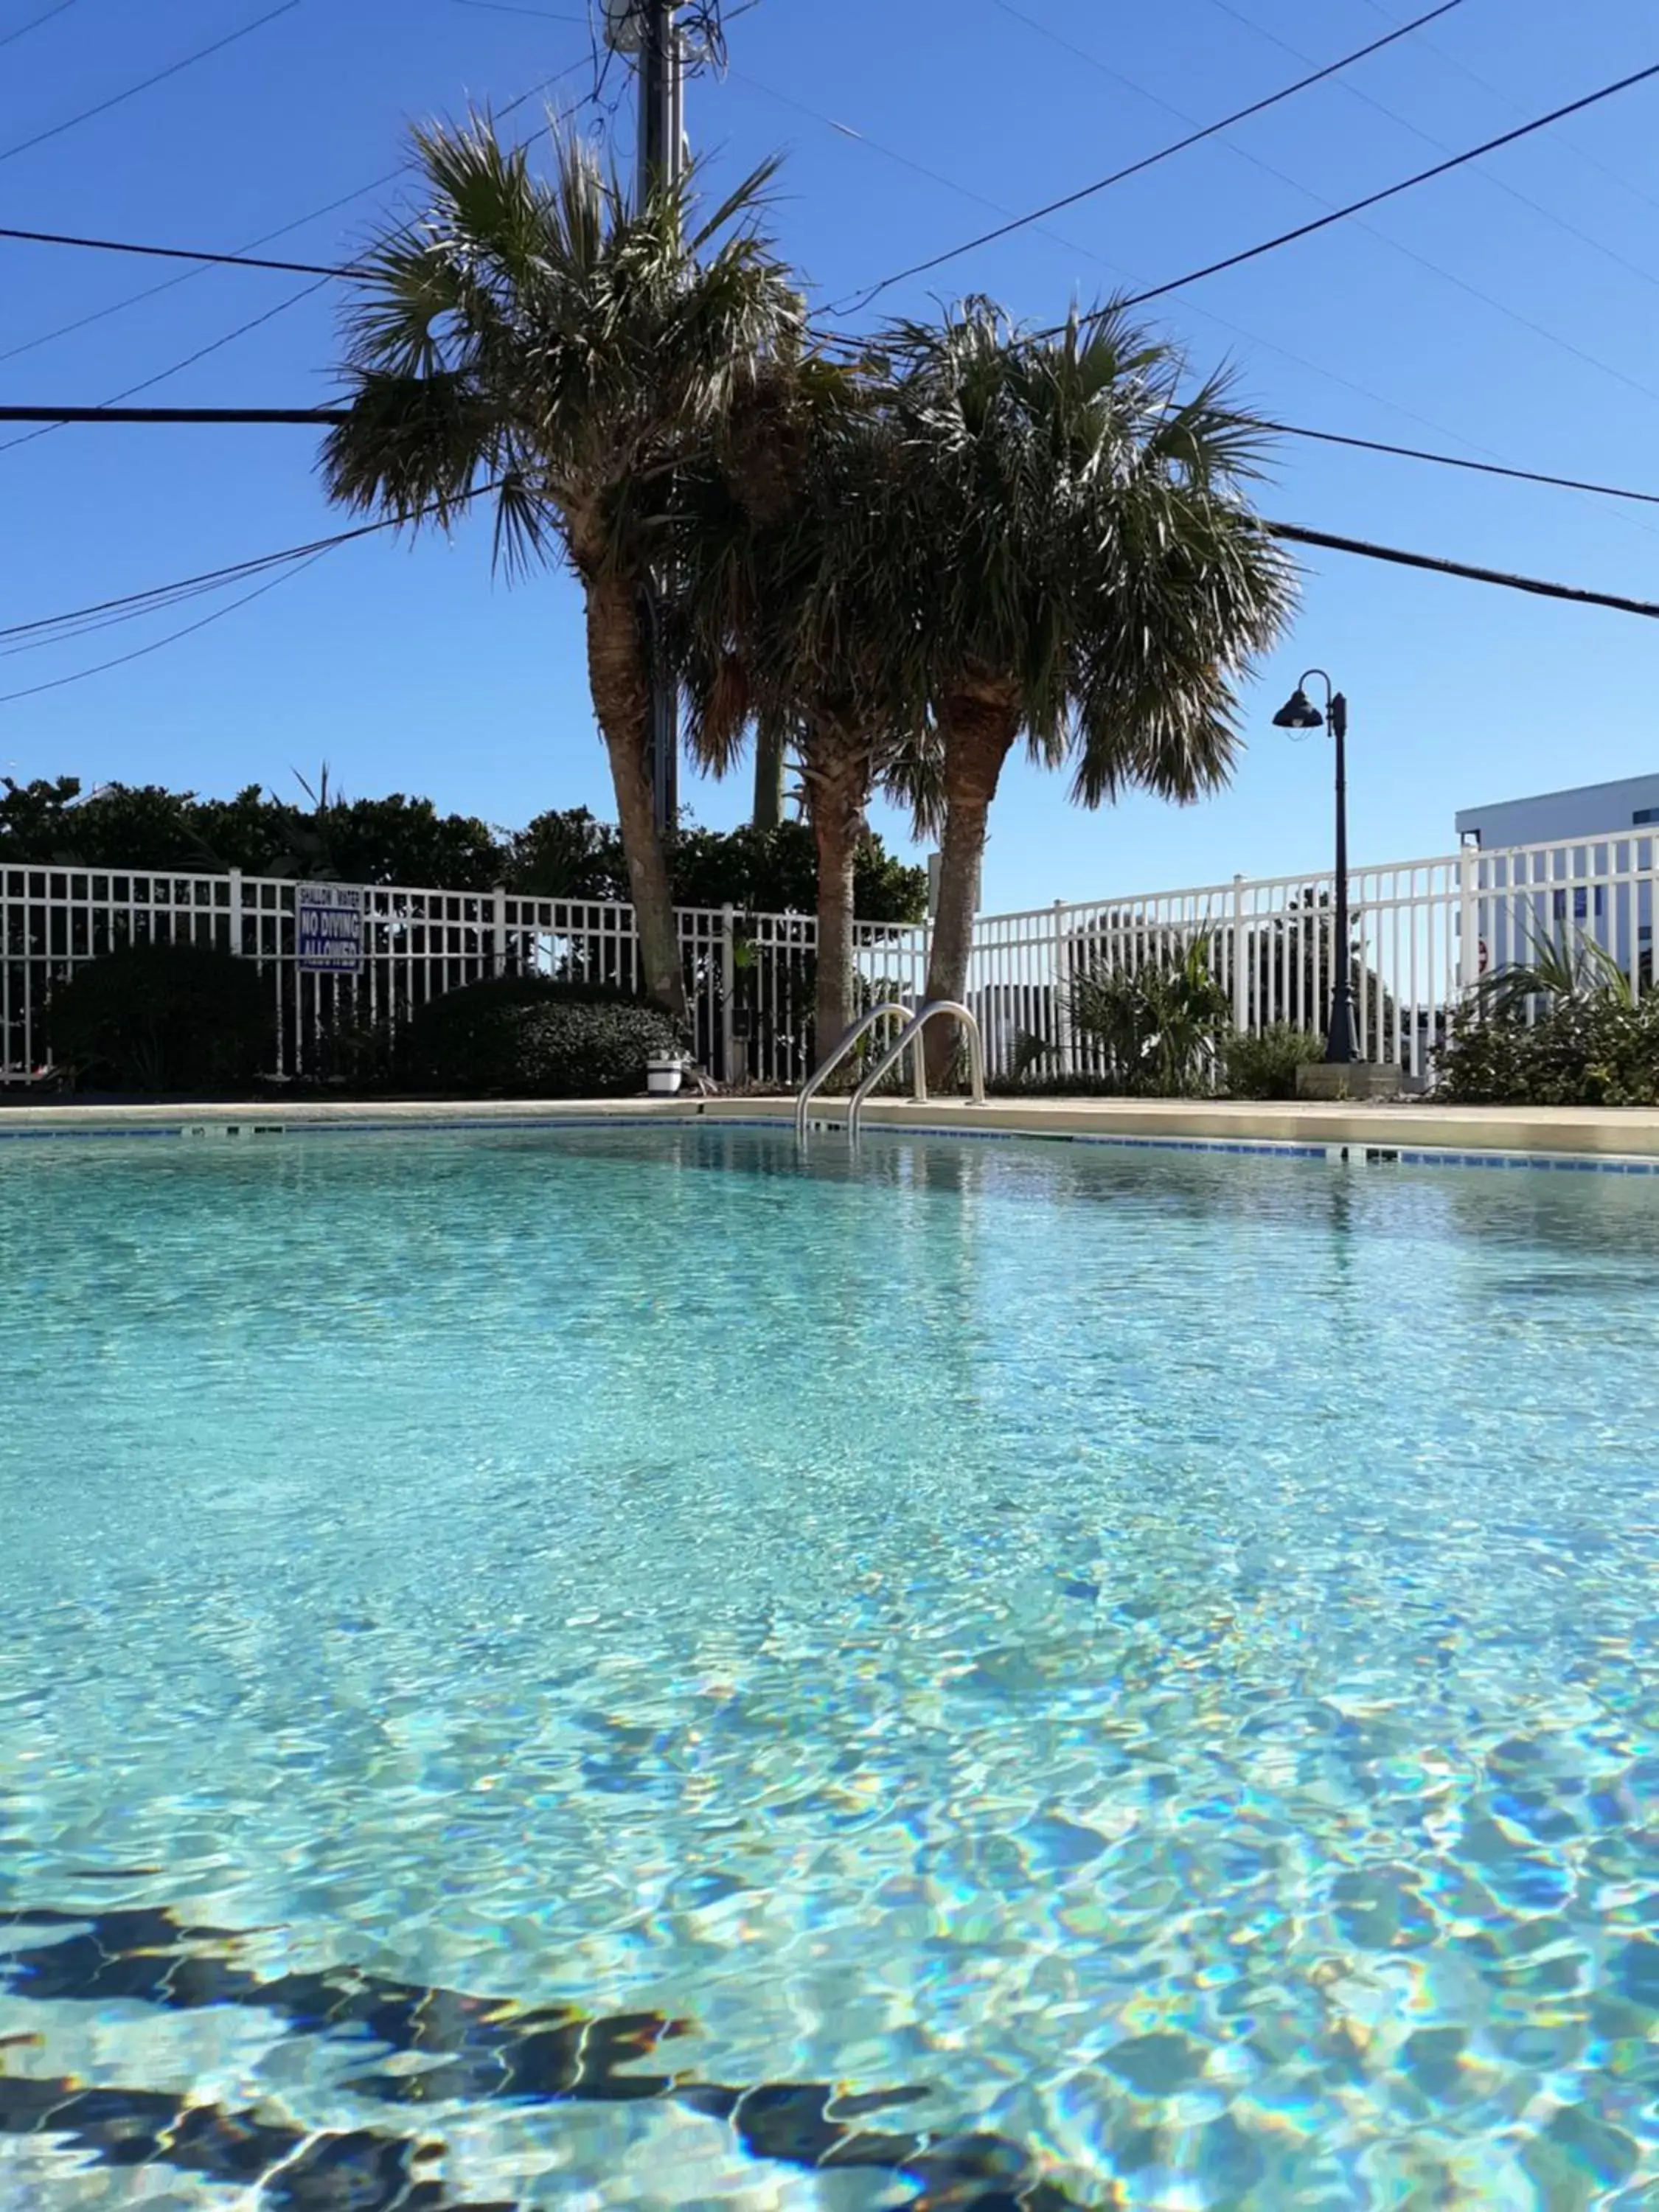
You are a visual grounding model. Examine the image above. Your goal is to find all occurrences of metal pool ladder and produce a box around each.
[794,1003,909,1140]
[793,1001,986,1143]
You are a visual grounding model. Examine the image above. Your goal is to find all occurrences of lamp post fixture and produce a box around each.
[1273,669,1356,1065]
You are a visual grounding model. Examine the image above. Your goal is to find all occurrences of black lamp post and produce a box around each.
[1272,669,1355,1064]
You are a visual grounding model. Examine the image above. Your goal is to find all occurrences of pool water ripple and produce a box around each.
[2,1126,1658,2206]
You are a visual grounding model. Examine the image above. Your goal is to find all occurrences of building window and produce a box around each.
[1635,807,1659,825]
[1553,888,1604,921]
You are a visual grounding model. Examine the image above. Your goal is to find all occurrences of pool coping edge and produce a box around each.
[6,1096,1659,1173]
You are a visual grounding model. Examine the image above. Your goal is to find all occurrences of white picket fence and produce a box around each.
[4,828,1655,1087]
[0,864,925,1087]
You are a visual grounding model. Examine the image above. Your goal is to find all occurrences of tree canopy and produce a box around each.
[0,776,926,923]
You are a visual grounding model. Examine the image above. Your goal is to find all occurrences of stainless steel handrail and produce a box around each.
[846,1001,985,1142]
[793,1003,911,1140]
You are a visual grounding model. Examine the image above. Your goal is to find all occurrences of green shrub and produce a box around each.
[1438,997,1659,1106]
[987,1073,1124,1098]
[1223,1023,1324,1100]
[399,974,684,1096]
[43,939,274,1093]
[1067,936,1230,1096]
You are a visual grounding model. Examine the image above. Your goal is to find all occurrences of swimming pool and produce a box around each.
[1,1123,1656,2208]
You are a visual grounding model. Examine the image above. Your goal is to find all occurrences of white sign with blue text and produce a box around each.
[296,885,364,975]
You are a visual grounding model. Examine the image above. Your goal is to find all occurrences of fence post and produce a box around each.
[1052,900,1072,1077]
[720,902,737,1085]
[1458,841,1478,998]
[1231,874,1248,1035]
[227,868,243,959]
[493,883,508,978]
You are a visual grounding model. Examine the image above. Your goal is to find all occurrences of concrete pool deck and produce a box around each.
[6,1093,1659,1166]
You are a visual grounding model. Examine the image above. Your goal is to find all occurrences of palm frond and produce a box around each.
[685,151,786,254]
[871,295,1294,818]
[321,111,802,588]
[1477,921,1635,1016]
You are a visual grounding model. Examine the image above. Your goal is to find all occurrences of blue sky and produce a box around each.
[1,0,1655,912]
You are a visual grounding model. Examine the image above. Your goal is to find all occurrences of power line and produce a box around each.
[773,35,1659,526]
[0,1,303,169]
[0,225,352,279]
[835,0,1467,311]
[0,516,440,645]
[824,313,1659,512]
[493,52,598,119]
[0,187,387,367]
[0,69,597,462]
[0,280,333,456]
[0,405,349,424]
[742,58,1606,519]
[0,58,594,378]
[813,310,1659,511]
[0,0,76,52]
[814,308,1659,509]
[729,65,1051,232]
[13,384,1659,521]
[1,566,300,658]
[450,0,589,17]
[1266,424,1659,509]
[1113,60,1659,313]
[1350,0,1659,219]
[975,7,1659,410]
[1198,0,1659,293]
[0,555,335,709]
[4,470,1656,709]
[1266,520,1659,619]
[0,493,497,702]
[838,18,1659,406]
[10,89,1658,533]
[32,38,1627,507]
[0,58,597,290]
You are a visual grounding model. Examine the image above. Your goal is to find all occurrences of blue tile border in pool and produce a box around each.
[0,1122,186,1141]
[846,1125,1659,1174]
[1386,1146,1659,1175]
[3,1110,1659,1175]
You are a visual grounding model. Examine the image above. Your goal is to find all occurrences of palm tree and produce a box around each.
[319,118,803,1023]
[677,361,929,1058]
[886,302,1295,1081]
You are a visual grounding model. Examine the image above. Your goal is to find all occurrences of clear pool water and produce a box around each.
[2,1125,1658,2209]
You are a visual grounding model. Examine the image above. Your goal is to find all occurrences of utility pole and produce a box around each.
[637,0,681,205]
[636,0,684,840]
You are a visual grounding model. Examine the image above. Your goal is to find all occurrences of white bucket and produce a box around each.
[647,1055,684,1096]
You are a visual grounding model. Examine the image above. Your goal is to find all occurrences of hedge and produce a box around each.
[43,939,274,1093]
[398,974,684,1096]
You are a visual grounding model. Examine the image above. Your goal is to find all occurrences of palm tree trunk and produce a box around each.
[583,571,688,1026]
[922,686,1020,1086]
[751,723,786,832]
[807,750,869,1072]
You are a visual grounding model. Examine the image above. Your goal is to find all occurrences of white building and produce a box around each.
[1455,773,1659,975]
[1455,773,1659,850]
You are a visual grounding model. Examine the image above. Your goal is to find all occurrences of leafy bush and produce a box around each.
[1440,925,1659,1104]
[987,1072,1124,1098]
[1438,997,1659,1106]
[399,974,684,1096]
[1068,936,1230,1096]
[43,939,274,1092]
[1223,1023,1324,1100]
